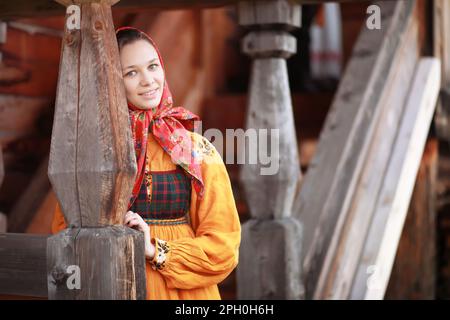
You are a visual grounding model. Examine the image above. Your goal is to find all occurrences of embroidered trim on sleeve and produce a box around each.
[150,238,170,271]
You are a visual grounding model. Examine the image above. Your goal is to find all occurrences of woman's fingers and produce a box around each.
[123,211,137,224]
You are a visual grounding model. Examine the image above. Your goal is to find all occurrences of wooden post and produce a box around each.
[236,0,303,299]
[47,0,145,299]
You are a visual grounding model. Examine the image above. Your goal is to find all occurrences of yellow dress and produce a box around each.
[51,132,241,300]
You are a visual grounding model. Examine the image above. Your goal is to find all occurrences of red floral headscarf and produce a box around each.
[116,26,205,208]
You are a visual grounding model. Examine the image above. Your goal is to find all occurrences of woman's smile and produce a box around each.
[139,87,159,99]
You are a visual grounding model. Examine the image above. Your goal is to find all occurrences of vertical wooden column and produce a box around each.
[47,0,145,299]
[236,0,303,299]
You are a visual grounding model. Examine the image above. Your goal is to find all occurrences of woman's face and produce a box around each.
[120,39,165,110]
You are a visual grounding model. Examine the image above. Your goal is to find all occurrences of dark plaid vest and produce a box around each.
[130,166,192,220]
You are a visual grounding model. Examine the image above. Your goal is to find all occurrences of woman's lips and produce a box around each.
[140,88,158,99]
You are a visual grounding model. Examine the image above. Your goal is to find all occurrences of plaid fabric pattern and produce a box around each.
[130,166,192,220]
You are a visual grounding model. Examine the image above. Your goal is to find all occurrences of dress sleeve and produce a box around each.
[51,201,68,234]
[149,135,242,290]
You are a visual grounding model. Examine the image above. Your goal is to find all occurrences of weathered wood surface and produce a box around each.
[351,58,441,300]
[8,156,51,233]
[46,0,146,301]
[314,2,420,299]
[237,0,303,300]
[48,0,136,227]
[0,233,49,298]
[291,0,417,299]
[47,226,146,300]
[433,0,450,140]
[0,0,390,19]
[385,139,437,300]
[237,219,303,299]
[47,8,81,227]
[238,1,301,28]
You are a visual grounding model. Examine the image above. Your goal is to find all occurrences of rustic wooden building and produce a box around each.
[0,0,449,299]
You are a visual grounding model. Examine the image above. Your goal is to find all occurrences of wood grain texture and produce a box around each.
[49,1,136,227]
[47,226,146,300]
[385,139,437,300]
[315,5,420,299]
[237,0,302,300]
[433,0,450,140]
[291,0,416,299]
[351,58,441,300]
[0,233,49,298]
[238,1,301,28]
[48,17,82,227]
[237,218,303,299]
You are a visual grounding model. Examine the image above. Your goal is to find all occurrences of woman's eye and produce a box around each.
[148,63,159,70]
[125,71,136,77]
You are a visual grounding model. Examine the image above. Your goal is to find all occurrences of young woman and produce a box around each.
[51,26,241,300]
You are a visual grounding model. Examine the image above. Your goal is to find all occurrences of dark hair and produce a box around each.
[116,28,152,51]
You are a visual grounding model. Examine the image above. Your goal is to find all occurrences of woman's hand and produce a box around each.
[123,211,155,260]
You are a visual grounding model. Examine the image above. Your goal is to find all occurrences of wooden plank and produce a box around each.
[385,139,437,299]
[47,226,146,299]
[433,0,450,140]
[351,58,441,300]
[0,233,49,298]
[7,156,51,233]
[315,5,420,299]
[292,0,417,298]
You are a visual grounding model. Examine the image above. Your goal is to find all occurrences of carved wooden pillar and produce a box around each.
[47,0,145,299]
[237,0,303,299]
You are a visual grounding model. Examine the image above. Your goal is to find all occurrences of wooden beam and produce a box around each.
[7,156,50,233]
[385,139,438,300]
[47,226,146,299]
[292,0,418,298]
[0,0,395,20]
[0,233,49,298]
[315,1,420,299]
[433,0,450,140]
[351,58,441,300]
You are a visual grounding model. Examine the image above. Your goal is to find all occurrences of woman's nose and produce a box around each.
[139,71,154,86]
